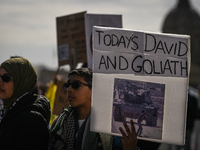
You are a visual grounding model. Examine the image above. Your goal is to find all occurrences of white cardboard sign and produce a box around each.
[91,26,190,145]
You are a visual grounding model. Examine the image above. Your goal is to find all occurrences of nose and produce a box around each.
[66,85,73,92]
[0,78,3,85]
[63,83,70,91]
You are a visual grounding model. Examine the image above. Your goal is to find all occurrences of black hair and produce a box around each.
[68,68,93,89]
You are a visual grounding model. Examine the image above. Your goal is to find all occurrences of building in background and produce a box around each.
[162,0,200,88]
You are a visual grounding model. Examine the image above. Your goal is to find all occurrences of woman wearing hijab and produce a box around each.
[0,56,51,150]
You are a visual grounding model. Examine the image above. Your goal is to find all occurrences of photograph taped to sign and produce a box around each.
[58,44,69,61]
[112,78,165,140]
[91,26,190,145]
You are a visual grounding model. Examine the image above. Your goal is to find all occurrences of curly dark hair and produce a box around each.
[68,68,93,89]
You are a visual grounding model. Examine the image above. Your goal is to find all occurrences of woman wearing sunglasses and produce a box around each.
[50,67,139,150]
[0,56,51,150]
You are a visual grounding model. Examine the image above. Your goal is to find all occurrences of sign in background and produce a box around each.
[84,14,122,68]
[56,11,87,70]
[54,13,124,114]
[53,80,69,115]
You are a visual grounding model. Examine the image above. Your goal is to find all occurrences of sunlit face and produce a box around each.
[67,74,92,109]
[0,68,14,99]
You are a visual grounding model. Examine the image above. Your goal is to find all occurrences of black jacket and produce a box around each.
[0,93,51,150]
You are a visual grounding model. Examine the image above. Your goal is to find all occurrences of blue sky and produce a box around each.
[0,0,200,70]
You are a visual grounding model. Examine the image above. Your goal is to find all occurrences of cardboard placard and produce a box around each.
[56,11,87,69]
[53,80,69,115]
[85,14,122,68]
[91,26,190,145]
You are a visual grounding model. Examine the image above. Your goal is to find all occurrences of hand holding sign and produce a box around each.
[119,120,138,150]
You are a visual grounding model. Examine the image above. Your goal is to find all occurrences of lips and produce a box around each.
[0,88,4,93]
[68,95,75,101]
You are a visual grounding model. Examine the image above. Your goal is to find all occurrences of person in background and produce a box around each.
[0,56,51,150]
[136,110,148,137]
[50,67,139,150]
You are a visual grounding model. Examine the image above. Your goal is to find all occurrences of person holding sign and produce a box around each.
[50,67,139,150]
[0,56,51,150]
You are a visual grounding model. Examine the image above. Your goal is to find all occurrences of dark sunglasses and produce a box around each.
[63,80,91,90]
[0,75,13,83]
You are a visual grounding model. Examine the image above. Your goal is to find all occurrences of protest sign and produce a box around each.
[56,11,87,70]
[53,80,69,115]
[91,26,190,145]
[85,14,122,68]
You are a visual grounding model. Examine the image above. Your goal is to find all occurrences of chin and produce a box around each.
[69,102,76,107]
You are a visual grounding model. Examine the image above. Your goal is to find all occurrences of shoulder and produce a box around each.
[58,105,74,116]
[50,106,73,130]
[20,94,51,123]
[22,93,50,110]
[56,105,74,119]
[23,94,50,112]
[34,94,50,108]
